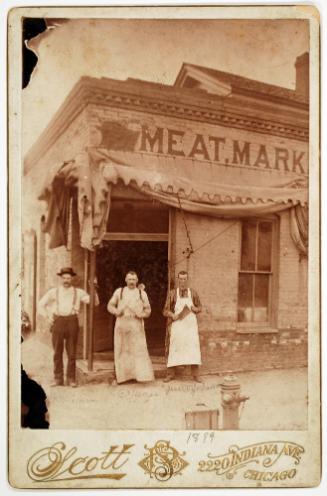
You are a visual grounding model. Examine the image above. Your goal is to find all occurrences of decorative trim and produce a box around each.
[88,88,308,141]
[103,232,168,242]
[24,77,309,172]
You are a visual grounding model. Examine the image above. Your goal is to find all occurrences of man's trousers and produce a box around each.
[51,315,79,383]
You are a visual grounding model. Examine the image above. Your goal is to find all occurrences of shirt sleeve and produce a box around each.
[191,289,202,312]
[37,289,55,316]
[163,290,173,317]
[107,288,120,314]
[141,291,151,318]
[78,289,91,304]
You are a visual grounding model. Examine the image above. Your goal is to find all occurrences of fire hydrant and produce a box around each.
[220,374,249,430]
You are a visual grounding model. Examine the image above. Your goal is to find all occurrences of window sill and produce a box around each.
[236,327,278,334]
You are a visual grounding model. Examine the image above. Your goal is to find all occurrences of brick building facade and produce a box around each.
[23,54,309,376]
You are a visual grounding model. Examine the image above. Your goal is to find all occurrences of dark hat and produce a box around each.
[57,267,77,277]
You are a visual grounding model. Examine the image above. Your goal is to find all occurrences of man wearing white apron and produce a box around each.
[163,271,202,383]
[107,271,154,385]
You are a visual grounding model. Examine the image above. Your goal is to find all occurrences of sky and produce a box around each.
[23,18,309,154]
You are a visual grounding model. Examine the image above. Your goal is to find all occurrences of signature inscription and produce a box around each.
[198,441,305,481]
[139,440,188,481]
[27,441,134,482]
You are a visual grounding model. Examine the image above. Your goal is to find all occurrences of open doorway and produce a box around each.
[94,240,168,356]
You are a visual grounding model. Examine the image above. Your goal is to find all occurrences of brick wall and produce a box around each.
[173,209,307,372]
[199,328,307,375]
[174,211,240,330]
[277,210,308,329]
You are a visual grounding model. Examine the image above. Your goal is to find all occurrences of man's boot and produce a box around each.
[66,378,78,388]
[50,379,64,387]
[191,365,203,383]
[163,368,175,382]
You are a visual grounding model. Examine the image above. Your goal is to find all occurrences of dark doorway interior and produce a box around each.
[94,240,168,355]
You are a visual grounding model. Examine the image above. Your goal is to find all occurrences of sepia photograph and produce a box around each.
[7,4,321,489]
[20,16,310,432]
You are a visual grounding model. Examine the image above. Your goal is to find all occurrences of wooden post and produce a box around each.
[83,249,89,360]
[168,208,176,290]
[87,248,96,371]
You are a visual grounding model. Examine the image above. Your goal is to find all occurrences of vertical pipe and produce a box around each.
[168,208,176,289]
[88,248,96,371]
[83,249,89,360]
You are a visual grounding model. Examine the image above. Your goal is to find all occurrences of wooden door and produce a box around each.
[94,240,168,353]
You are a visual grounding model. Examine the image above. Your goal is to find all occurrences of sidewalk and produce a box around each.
[21,334,307,431]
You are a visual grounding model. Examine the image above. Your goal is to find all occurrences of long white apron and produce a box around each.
[114,288,154,383]
[167,288,202,367]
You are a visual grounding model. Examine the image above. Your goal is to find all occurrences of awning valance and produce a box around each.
[39,148,308,254]
[101,162,307,205]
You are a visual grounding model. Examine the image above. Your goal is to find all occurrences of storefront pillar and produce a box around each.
[82,249,88,360]
[87,248,97,371]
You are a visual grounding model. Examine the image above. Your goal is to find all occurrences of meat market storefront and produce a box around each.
[23,56,309,380]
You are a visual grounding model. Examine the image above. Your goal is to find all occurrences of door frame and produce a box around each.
[84,208,176,370]
[103,233,168,242]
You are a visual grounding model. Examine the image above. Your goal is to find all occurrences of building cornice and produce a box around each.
[24,76,309,173]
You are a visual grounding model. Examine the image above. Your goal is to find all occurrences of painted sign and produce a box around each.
[99,121,308,175]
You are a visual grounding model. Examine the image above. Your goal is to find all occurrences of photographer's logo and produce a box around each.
[139,440,188,481]
[27,441,134,482]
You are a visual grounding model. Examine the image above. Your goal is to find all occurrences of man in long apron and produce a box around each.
[163,271,202,383]
[38,267,94,387]
[107,271,154,385]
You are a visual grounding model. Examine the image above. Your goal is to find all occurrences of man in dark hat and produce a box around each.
[38,267,95,387]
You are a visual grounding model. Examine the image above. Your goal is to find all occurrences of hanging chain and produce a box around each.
[177,193,194,259]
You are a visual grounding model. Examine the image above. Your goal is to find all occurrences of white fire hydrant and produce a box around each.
[220,374,249,429]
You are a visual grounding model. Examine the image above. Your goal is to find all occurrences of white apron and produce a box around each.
[114,288,154,383]
[167,288,202,367]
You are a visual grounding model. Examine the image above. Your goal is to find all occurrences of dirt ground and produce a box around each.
[21,334,307,431]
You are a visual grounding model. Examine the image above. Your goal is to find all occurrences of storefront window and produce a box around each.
[238,220,273,323]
